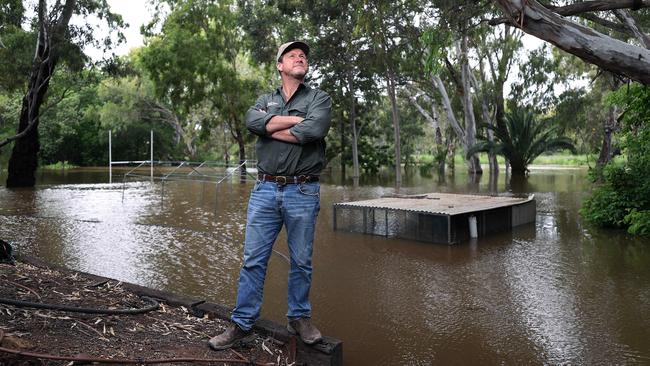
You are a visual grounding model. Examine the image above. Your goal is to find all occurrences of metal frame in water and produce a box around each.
[116,160,258,202]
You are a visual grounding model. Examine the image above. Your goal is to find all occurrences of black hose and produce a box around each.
[0,296,159,315]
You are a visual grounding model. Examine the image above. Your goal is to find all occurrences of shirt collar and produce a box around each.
[275,82,309,98]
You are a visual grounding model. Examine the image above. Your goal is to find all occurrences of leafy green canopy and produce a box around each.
[581,84,650,235]
[138,0,270,161]
[467,108,576,174]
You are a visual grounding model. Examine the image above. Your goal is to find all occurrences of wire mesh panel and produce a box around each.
[512,200,536,227]
[334,205,453,243]
[388,210,416,240]
[416,214,450,243]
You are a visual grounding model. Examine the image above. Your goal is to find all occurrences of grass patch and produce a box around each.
[528,153,594,166]
[41,161,78,170]
[417,152,598,167]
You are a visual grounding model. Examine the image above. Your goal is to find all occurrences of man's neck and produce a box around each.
[281,76,304,101]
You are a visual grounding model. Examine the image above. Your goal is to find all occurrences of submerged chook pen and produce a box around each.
[333,193,536,244]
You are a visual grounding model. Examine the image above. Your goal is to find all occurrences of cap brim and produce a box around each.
[278,41,310,61]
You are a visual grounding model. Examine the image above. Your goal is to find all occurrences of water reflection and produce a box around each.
[1,167,650,365]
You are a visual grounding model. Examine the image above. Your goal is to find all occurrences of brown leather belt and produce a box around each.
[258,174,319,185]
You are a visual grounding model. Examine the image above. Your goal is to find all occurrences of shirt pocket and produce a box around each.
[266,103,282,115]
[288,104,308,118]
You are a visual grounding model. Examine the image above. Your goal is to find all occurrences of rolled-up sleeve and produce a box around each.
[245,95,275,136]
[290,91,332,145]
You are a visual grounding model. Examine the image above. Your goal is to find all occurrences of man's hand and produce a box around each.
[270,128,299,143]
[266,116,303,134]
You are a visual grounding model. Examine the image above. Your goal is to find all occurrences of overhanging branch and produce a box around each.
[490,0,650,25]
[579,13,632,36]
[614,9,650,48]
[546,0,650,16]
[491,0,650,84]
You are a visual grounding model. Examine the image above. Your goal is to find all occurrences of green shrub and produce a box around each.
[580,164,637,228]
[580,83,650,236]
[625,209,650,236]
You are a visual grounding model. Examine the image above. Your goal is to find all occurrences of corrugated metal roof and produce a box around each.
[334,193,534,216]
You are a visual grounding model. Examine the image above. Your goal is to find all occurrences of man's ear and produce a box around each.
[276,62,282,73]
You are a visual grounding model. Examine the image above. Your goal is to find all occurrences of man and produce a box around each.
[209,41,332,350]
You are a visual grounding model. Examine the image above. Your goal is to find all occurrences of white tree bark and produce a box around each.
[387,70,402,184]
[433,75,465,143]
[469,71,499,173]
[491,0,650,84]
[459,39,482,174]
[142,100,198,158]
[407,86,442,145]
[348,70,360,179]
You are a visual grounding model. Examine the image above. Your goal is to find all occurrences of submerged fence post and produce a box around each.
[109,130,112,184]
[150,130,154,183]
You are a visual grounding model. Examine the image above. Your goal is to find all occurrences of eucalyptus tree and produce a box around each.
[356,0,426,184]
[469,23,522,174]
[0,0,32,93]
[296,0,383,180]
[94,69,185,161]
[140,0,268,168]
[417,30,486,174]
[407,82,447,174]
[1,0,125,187]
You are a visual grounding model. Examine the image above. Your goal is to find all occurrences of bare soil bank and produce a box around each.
[0,258,341,365]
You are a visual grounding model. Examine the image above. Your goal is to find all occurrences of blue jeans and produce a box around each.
[231,180,320,331]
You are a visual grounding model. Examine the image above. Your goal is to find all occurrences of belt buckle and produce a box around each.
[275,176,287,186]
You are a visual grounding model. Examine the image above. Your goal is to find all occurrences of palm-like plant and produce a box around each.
[467,108,576,174]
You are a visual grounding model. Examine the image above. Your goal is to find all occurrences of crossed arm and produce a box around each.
[246,92,331,144]
[265,115,303,143]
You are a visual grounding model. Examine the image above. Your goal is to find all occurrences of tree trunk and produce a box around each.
[433,76,465,143]
[6,0,76,188]
[430,101,445,175]
[407,86,446,173]
[142,101,199,159]
[597,74,624,167]
[433,75,464,174]
[597,105,619,167]
[470,71,499,175]
[447,140,455,172]
[614,9,650,49]
[235,126,247,182]
[223,130,230,167]
[491,0,650,84]
[460,38,482,175]
[489,169,499,194]
[7,40,52,187]
[387,70,402,184]
[349,71,360,179]
[338,89,346,180]
[7,96,43,187]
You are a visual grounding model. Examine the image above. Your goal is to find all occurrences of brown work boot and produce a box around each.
[208,323,254,350]
[287,318,323,345]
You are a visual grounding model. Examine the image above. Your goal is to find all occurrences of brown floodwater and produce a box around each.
[1,167,649,365]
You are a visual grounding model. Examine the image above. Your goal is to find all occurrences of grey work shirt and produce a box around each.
[245,83,332,176]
